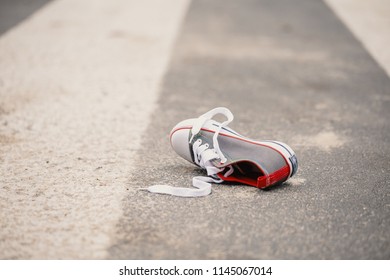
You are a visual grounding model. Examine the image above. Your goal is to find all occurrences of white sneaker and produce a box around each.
[144,107,298,197]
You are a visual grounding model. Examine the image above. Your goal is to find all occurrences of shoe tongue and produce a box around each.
[201,149,220,163]
[210,157,236,168]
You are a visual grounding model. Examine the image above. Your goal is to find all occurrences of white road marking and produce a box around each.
[287,177,306,187]
[325,0,390,77]
[0,0,189,258]
[292,131,347,153]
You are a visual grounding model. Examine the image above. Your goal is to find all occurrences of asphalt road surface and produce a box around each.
[1,0,389,259]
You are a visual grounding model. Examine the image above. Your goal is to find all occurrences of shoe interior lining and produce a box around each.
[231,161,264,184]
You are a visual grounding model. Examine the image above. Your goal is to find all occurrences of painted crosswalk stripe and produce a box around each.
[325,0,390,77]
[0,0,190,259]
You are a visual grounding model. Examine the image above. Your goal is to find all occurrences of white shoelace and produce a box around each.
[142,107,234,197]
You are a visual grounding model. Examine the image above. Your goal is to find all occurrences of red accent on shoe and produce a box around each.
[217,164,290,189]
[256,165,290,189]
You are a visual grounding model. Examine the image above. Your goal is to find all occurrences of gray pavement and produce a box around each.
[109,0,390,259]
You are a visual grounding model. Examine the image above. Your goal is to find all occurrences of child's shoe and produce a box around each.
[144,107,298,197]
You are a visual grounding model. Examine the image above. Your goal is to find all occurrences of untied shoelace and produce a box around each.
[141,107,234,197]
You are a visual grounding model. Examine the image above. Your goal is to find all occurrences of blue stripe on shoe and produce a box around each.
[264,141,293,157]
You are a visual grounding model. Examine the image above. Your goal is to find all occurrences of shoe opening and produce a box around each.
[218,160,264,187]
